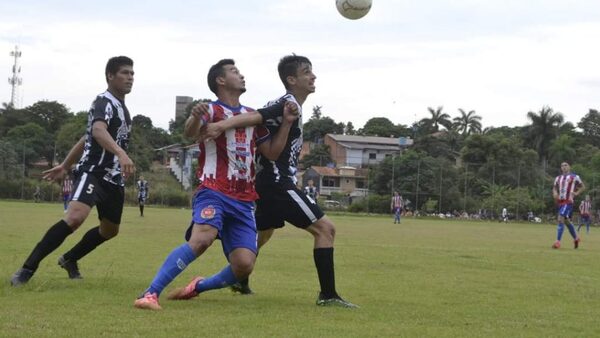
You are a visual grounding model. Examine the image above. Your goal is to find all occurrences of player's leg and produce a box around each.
[169,197,256,299]
[10,174,96,286]
[58,181,124,278]
[135,189,222,309]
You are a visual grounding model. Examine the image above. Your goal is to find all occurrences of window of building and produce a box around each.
[322,177,340,187]
[369,153,376,160]
[355,179,366,189]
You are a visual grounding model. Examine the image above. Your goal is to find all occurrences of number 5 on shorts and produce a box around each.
[86,184,94,194]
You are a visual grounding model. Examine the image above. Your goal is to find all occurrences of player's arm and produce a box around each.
[203,111,263,141]
[42,135,86,182]
[92,121,135,178]
[184,102,211,140]
[574,181,586,198]
[257,101,299,160]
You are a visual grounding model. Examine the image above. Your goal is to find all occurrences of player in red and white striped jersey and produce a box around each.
[135,59,298,310]
[552,162,585,249]
[578,194,592,234]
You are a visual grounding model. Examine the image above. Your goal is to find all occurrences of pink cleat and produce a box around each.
[552,241,561,249]
[134,292,162,310]
[574,238,580,249]
[167,276,204,300]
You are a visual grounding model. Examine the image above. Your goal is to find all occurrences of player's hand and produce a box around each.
[119,153,136,179]
[201,122,225,141]
[191,102,211,126]
[282,101,299,124]
[42,165,68,182]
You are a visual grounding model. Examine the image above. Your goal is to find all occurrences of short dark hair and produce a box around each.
[278,54,312,89]
[105,56,133,83]
[207,59,235,95]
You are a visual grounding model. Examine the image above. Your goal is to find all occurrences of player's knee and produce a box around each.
[231,257,255,278]
[313,219,336,241]
[188,237,215,254]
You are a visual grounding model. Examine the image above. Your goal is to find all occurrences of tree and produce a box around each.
[358,117,398,137]
[303,107,344,143]
[55,112,87,161]
[526,106,564,165]
[0,139,19,180]
[420,106,452,132]
[6,123,51,170]
[344,121,356,135]
[300,144,334,168]
[577,109,600,147]
[548,134,576,167]
[453,109,482,135]
[24,101,72,136]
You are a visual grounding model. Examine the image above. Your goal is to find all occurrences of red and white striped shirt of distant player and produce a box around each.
[554,173,583,206]
[196,101,269,202]
[62,178,73,195]
[579,199,592,216]
[392,195,403,208]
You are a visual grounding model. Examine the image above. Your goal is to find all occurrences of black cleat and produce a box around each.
[230,282,254,295]
[58,256,82,279]
[316,293,359,308]
[11,268,34,286]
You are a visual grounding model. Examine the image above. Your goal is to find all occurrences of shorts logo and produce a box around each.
[201,205,216,219]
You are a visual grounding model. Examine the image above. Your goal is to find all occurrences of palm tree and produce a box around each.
[421,106,452,132]
[453,109,482,135]
[526,106,564,166]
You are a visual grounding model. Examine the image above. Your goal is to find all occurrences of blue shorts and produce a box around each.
[185,188,257,256]
[581,214,591,223]
[558,204,574,219]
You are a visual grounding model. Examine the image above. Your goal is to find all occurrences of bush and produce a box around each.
[347,194,390,213]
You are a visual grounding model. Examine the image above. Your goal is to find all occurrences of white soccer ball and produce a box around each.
[336,0,372,20]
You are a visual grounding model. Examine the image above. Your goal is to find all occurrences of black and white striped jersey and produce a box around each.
[75,90,131,186]
[256,93,303,185]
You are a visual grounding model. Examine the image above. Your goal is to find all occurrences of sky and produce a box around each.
[0,0,599,132]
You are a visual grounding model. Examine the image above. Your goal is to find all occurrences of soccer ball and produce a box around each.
[336,0,372,20]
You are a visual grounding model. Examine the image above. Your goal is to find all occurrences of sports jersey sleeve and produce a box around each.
[254,125,271,146]
[91,97,113,126]
[257,100,284,123]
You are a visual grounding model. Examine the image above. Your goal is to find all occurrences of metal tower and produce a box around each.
[8,45,22,108]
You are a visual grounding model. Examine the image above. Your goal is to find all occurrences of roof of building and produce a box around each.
[307,166,367,178]
[327,134,402,145]
[325,134,413,150]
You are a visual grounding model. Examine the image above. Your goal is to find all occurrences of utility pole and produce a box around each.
[8,46,23,108]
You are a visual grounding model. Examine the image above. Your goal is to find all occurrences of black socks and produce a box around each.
[314,247,337,299]
[24,220,73,271]
[62,226,108,262]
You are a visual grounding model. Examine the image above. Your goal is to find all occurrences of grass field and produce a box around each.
[1,200,600,337]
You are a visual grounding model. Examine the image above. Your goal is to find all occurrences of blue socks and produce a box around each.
[557,222,578,242]
[566,222,578,239]
[147,243,196,295]
[195,265,238,293]
[557,223,564,241]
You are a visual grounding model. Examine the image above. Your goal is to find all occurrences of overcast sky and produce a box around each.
[1,0,599,131]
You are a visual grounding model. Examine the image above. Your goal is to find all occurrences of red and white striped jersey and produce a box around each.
[392,195,403,208]
[579,199,592,216]
[554,173,583,205]
[62,178,73,194]
[196,100,269,201]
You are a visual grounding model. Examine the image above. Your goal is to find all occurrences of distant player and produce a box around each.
[501,207,508,223]
[62,176,73,212]
[552,161,584,249]
[391,191,403,224]
[304,179,319,201]
[578,194,592,234]
[136,175,149,217]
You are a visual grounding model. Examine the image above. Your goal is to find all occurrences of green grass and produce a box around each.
[1,200,600,337]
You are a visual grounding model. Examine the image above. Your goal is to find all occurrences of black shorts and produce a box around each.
[255,180,324,230]
[71,172,125,224]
